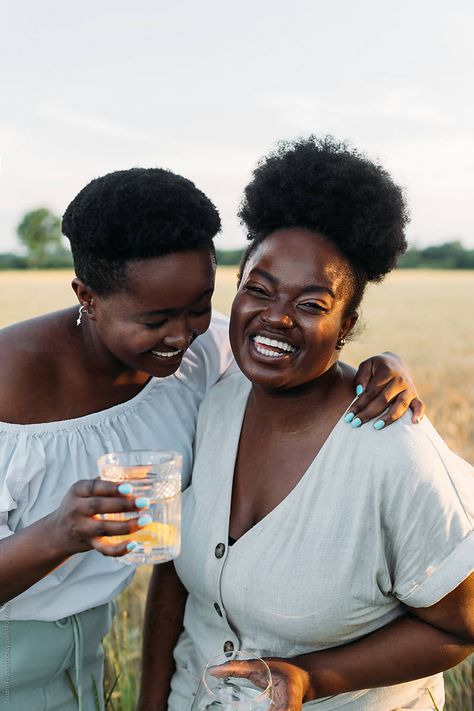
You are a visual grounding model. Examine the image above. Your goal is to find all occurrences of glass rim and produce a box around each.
[97,449,183,466]
[201,650,273,702]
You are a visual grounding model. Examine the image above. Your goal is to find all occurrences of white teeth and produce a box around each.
[253,335,296,353]
[254,344,283,357]
[151,349,182,358]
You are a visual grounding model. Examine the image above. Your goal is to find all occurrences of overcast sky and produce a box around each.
[1,0,473,253]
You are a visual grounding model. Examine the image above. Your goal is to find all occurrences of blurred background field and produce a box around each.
[2,267,472,463]
[1,267,472,709]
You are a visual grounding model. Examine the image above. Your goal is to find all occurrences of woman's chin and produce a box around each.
[235,339,300,389]
[142,351,185,378]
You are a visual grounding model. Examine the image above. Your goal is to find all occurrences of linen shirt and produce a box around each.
[171,373,474,710]
[0,312,235,621]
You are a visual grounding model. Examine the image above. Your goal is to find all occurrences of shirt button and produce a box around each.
[223,640,234,653]
[215,543,226,559]
[214,602,223,617]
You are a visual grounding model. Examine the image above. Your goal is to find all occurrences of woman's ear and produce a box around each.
[71,278,96,318]
[340,312,359,341]
[72,277,91,303]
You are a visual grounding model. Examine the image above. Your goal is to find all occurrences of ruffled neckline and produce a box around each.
[0,376,161,434]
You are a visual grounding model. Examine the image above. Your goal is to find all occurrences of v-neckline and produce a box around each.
[223,379,356,549]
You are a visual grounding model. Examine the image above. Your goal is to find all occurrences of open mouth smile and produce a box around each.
[150,348,183,359]
[252,334,297,358]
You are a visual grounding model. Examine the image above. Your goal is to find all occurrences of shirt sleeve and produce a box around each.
[0,431,31,541]
[380,419,474,608]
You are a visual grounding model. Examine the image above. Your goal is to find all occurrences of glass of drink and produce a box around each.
[97,449,182,565]
[190,650,273,710]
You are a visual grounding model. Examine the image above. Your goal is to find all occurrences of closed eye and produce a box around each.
[244,284,270,297]
[189,305,212,317]
[299,301,328,312]
[144,320,166,329]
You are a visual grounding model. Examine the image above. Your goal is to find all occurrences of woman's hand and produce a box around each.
[210,657,311,711]
[47,478,146,558]
[348,351,425,429]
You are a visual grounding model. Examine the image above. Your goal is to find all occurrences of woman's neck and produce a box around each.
[247,361,355,433]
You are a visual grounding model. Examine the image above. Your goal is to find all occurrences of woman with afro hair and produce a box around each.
[139,138,474,711]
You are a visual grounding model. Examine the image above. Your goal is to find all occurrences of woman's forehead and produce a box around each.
[243,229,351,292]
[112,251,216,308]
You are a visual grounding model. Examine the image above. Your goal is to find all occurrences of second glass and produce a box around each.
[190,650,273,710]
[97,449,182,565]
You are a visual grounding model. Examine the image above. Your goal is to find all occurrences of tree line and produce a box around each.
[1,208,473,270]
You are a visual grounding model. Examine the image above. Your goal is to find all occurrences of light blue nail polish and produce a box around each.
[138,514,152,527]
[351,417,362,428]
[135,497,150,509]
[355,384,364,397]
[126,541,138,552]
[344,412,355,423]
[118,483,133,495]
[374,420,385,430]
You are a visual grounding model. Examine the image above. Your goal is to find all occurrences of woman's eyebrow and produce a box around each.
[248,268,334,298]
[299,285,335,299]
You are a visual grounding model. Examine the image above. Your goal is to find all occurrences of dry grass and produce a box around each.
[1,268,473,709]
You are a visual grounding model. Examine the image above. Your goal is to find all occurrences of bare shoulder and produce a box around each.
[0,309,75,423]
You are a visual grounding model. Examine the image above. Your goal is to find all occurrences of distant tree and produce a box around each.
[0,253,28,270]
[216,249,244,266]
[398,241,474,270]
[398,247,421,268]
[16,208,71,267]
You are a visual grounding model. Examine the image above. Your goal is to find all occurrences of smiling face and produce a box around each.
[77,248,216,378]
[229,229,358,391]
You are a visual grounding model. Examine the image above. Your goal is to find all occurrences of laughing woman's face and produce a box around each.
[84,248,216,378]
[229,228,358,392]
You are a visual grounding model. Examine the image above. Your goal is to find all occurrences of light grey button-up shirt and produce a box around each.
[170,373,474,710]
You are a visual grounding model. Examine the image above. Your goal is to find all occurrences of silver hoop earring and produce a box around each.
[76,305,88,326]
[335,337,346,350]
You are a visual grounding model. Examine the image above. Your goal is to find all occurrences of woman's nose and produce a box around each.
[261,305,294,329]
[162,318,194,350]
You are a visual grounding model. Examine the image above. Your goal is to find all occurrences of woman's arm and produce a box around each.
[214,574,474,711]
[349,351,425,428]
[137,562,188,711]
[0,479,143,605]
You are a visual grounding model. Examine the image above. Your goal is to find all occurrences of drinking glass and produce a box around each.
[190,650,273,710]
[97,449,182,565]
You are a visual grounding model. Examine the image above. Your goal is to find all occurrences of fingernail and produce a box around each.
[118,483,133,495]
[135,497,150,509]
[138,514,152,527]
[356,384,364,397]
[414,416,421,424]
[351,417,362,428]
[126,541,138,552]
[373,420,385,430]
[344,412,355,423]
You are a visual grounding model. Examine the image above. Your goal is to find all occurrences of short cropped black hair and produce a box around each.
[62,167,221,294]
[238,136,408,312]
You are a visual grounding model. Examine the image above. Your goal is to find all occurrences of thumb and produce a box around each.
[409,397,425,424]
[209,660,255,679]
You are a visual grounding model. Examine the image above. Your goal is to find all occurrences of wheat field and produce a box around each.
[2,267,473,461]
[1,268,473,709]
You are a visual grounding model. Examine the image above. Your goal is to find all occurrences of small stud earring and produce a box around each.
[335,337,346,350]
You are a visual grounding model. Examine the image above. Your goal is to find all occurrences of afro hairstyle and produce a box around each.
[238,136,409,311]
[62,167,221,294]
